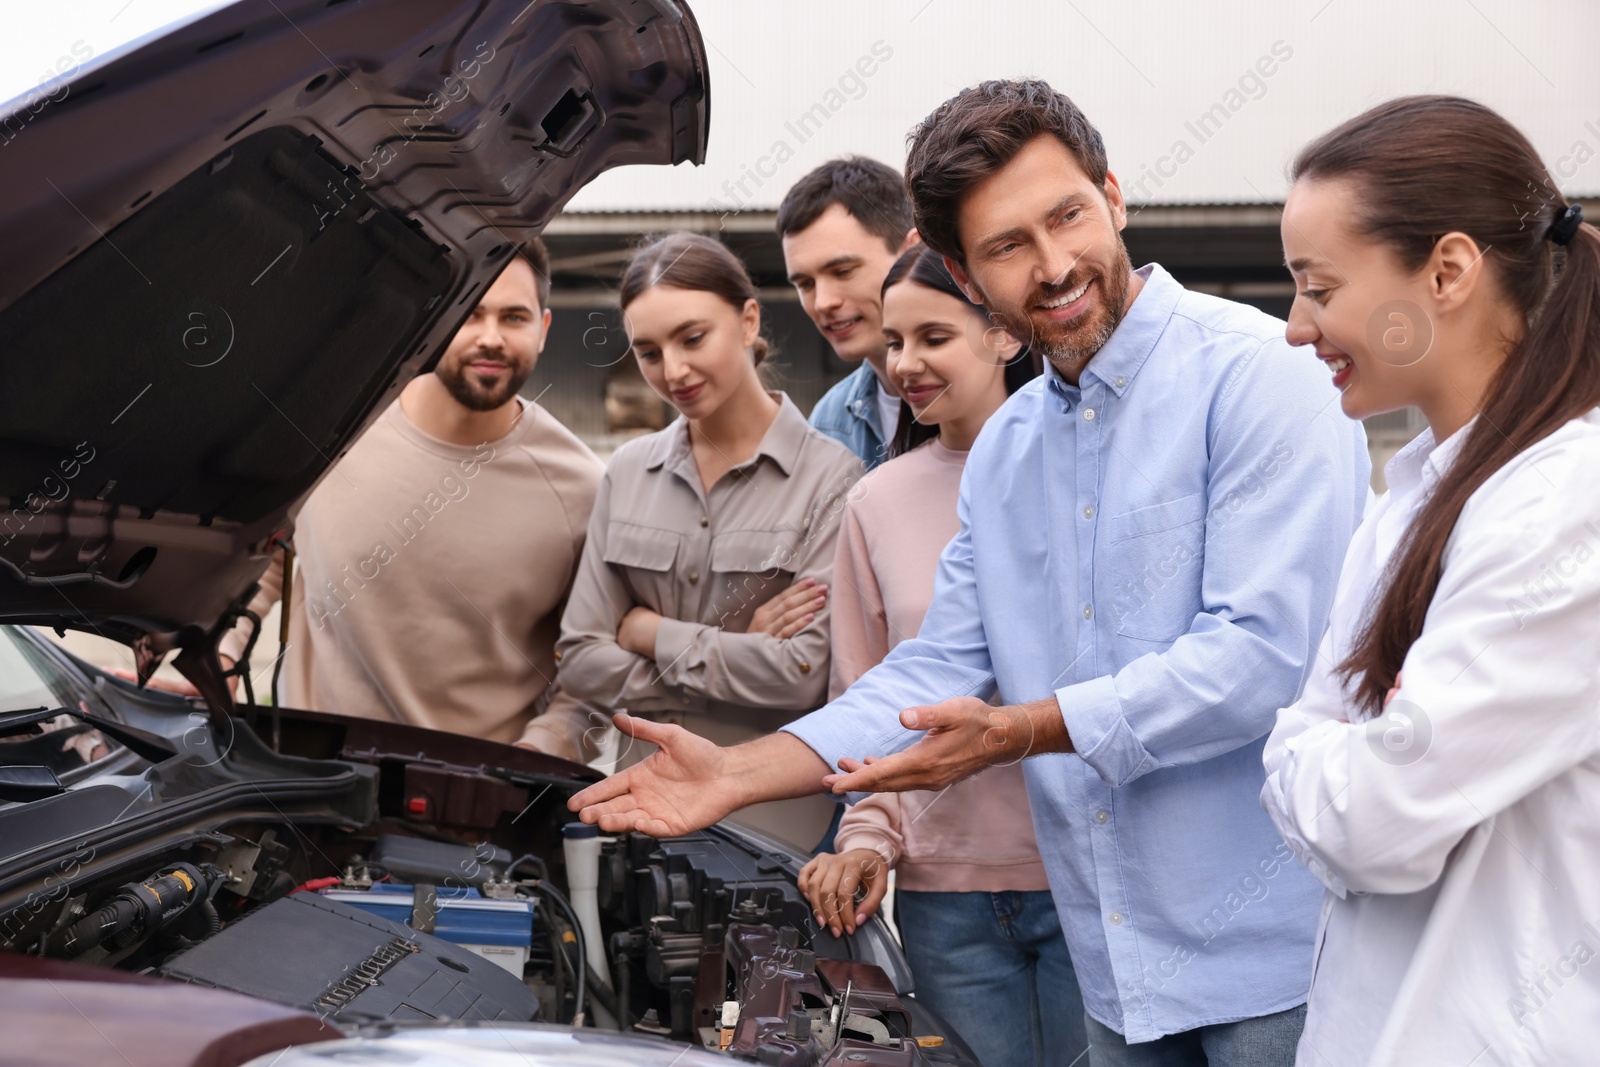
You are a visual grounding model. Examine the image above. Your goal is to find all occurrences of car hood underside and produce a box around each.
[0,0,707,708]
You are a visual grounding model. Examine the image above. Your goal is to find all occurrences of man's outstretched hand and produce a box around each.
[822,695,1071,794]
[568,714,835,837]
[567,714,736,836]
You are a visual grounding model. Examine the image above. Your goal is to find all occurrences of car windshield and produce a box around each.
[0,625,113,772]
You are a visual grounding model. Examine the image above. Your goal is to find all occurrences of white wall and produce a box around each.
[568,0,1600,211]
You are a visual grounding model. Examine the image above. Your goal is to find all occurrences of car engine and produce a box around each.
[3,784,972,1067]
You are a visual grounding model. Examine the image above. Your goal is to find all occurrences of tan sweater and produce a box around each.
[221,397,606,760]
[829,440,1050,893]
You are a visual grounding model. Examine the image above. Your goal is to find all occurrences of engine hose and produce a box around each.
[546,901,567,1021]
[46,863,211,957]
[53,894,144,956]
[584,960,624,1024]
[534,881,587,1027]
[617,950,632,1030]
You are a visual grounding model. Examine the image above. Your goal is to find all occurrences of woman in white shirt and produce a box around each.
[1265,95,1600,1066]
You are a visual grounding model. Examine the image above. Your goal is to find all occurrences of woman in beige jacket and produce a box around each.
[556,234,864,848]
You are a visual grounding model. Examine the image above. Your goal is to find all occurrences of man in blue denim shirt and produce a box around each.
[779,157,918,471]
[574,81,1370,1066]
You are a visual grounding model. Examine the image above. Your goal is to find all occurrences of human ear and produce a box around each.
[1102,170,1129,230]
[535,307,552,356]
[985,322,1023,364]
[742,297,761,348]
[944,255,986,306]
[1429,232,1487,311]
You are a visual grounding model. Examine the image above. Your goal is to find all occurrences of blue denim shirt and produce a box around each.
[786,263,1370,1042]
[808,362,892,471]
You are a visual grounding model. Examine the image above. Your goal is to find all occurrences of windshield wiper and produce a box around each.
[0,703,174,762]
[0,706,67,738]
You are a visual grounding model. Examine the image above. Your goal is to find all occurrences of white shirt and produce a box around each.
[1262,411,1600,1066]
[874,377,901,444]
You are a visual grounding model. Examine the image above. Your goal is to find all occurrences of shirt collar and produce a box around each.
[1049,262,1180,400]
[1383,417,1474,498]
[645,392,810,478]
[843,362,883,420]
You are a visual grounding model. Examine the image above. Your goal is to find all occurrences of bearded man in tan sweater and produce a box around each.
[175,241,606,760]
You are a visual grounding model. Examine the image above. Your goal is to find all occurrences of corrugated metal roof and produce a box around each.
[566,0,1600,212]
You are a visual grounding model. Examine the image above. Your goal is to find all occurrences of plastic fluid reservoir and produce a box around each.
[563,822,616,1027]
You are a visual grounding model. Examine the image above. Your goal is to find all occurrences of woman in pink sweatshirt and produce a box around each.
[798,245,1084,1067]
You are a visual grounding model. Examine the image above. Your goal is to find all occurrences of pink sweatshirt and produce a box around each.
[828,440,1049,893]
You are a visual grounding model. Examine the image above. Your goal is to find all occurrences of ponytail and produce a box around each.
[1295,96,1600,715]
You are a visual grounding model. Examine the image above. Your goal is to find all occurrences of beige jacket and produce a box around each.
[560,396,864,729]
[221,398,607,761]
[556,395,863,846]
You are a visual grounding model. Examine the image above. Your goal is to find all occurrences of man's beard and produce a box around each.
[437,355,531,412]
[987,241,1133,376]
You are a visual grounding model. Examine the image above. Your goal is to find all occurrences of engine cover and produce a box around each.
[157,893,539,1023]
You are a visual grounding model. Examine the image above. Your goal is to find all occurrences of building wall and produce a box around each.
[529,208,1457,478]
[566,0,1600,216]
[528,290,842,455]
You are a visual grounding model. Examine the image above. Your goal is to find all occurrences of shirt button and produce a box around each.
[1109,912,1123,926]
[799,662,811,674]
[688,571,699,583]
[1082,605,1093,620]
[1082,505,1096,519]
[553,650,563,662]
[700,516,709,527]
[1082,407,1096,421]
[1095,810,1108,824]
[1115,376,1126,389]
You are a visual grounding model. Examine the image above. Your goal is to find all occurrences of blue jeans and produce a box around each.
[1083,1003,1306,1067]
[896,889,1087,1067]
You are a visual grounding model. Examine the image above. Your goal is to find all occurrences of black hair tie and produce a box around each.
[1549,202,1583,246]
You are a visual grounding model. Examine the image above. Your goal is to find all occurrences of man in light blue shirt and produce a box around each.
[573,79,1368,1065]
[779,157,918,471]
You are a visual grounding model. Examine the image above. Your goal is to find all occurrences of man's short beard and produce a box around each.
[437,360,531,412]
[985,239,1134,376]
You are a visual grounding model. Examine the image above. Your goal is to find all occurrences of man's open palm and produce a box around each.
[823,696,1039,794]
[568,713,742,836]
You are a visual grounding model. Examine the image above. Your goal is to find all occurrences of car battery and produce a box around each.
[320,883,534,977]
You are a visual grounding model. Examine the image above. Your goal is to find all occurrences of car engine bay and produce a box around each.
[0,699,973,1067]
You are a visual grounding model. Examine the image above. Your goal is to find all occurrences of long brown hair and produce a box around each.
[618,233,771,366]
[1297,95,1600,715]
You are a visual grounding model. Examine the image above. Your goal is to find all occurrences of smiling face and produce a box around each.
[782,202,902,363]
[882,279,1012,435]
[1282,177,1445,421]
[434,258,548,411]
[946,134,1132,377]
[623,284,762,421]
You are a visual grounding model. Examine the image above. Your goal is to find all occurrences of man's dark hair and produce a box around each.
[515,235,552,310]
[905,79,1108,263]
[775,156,912,252]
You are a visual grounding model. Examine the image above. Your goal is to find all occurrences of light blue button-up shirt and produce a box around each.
[786,263,1370,1042]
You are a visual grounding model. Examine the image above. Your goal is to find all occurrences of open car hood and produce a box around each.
[0,0,707,704]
